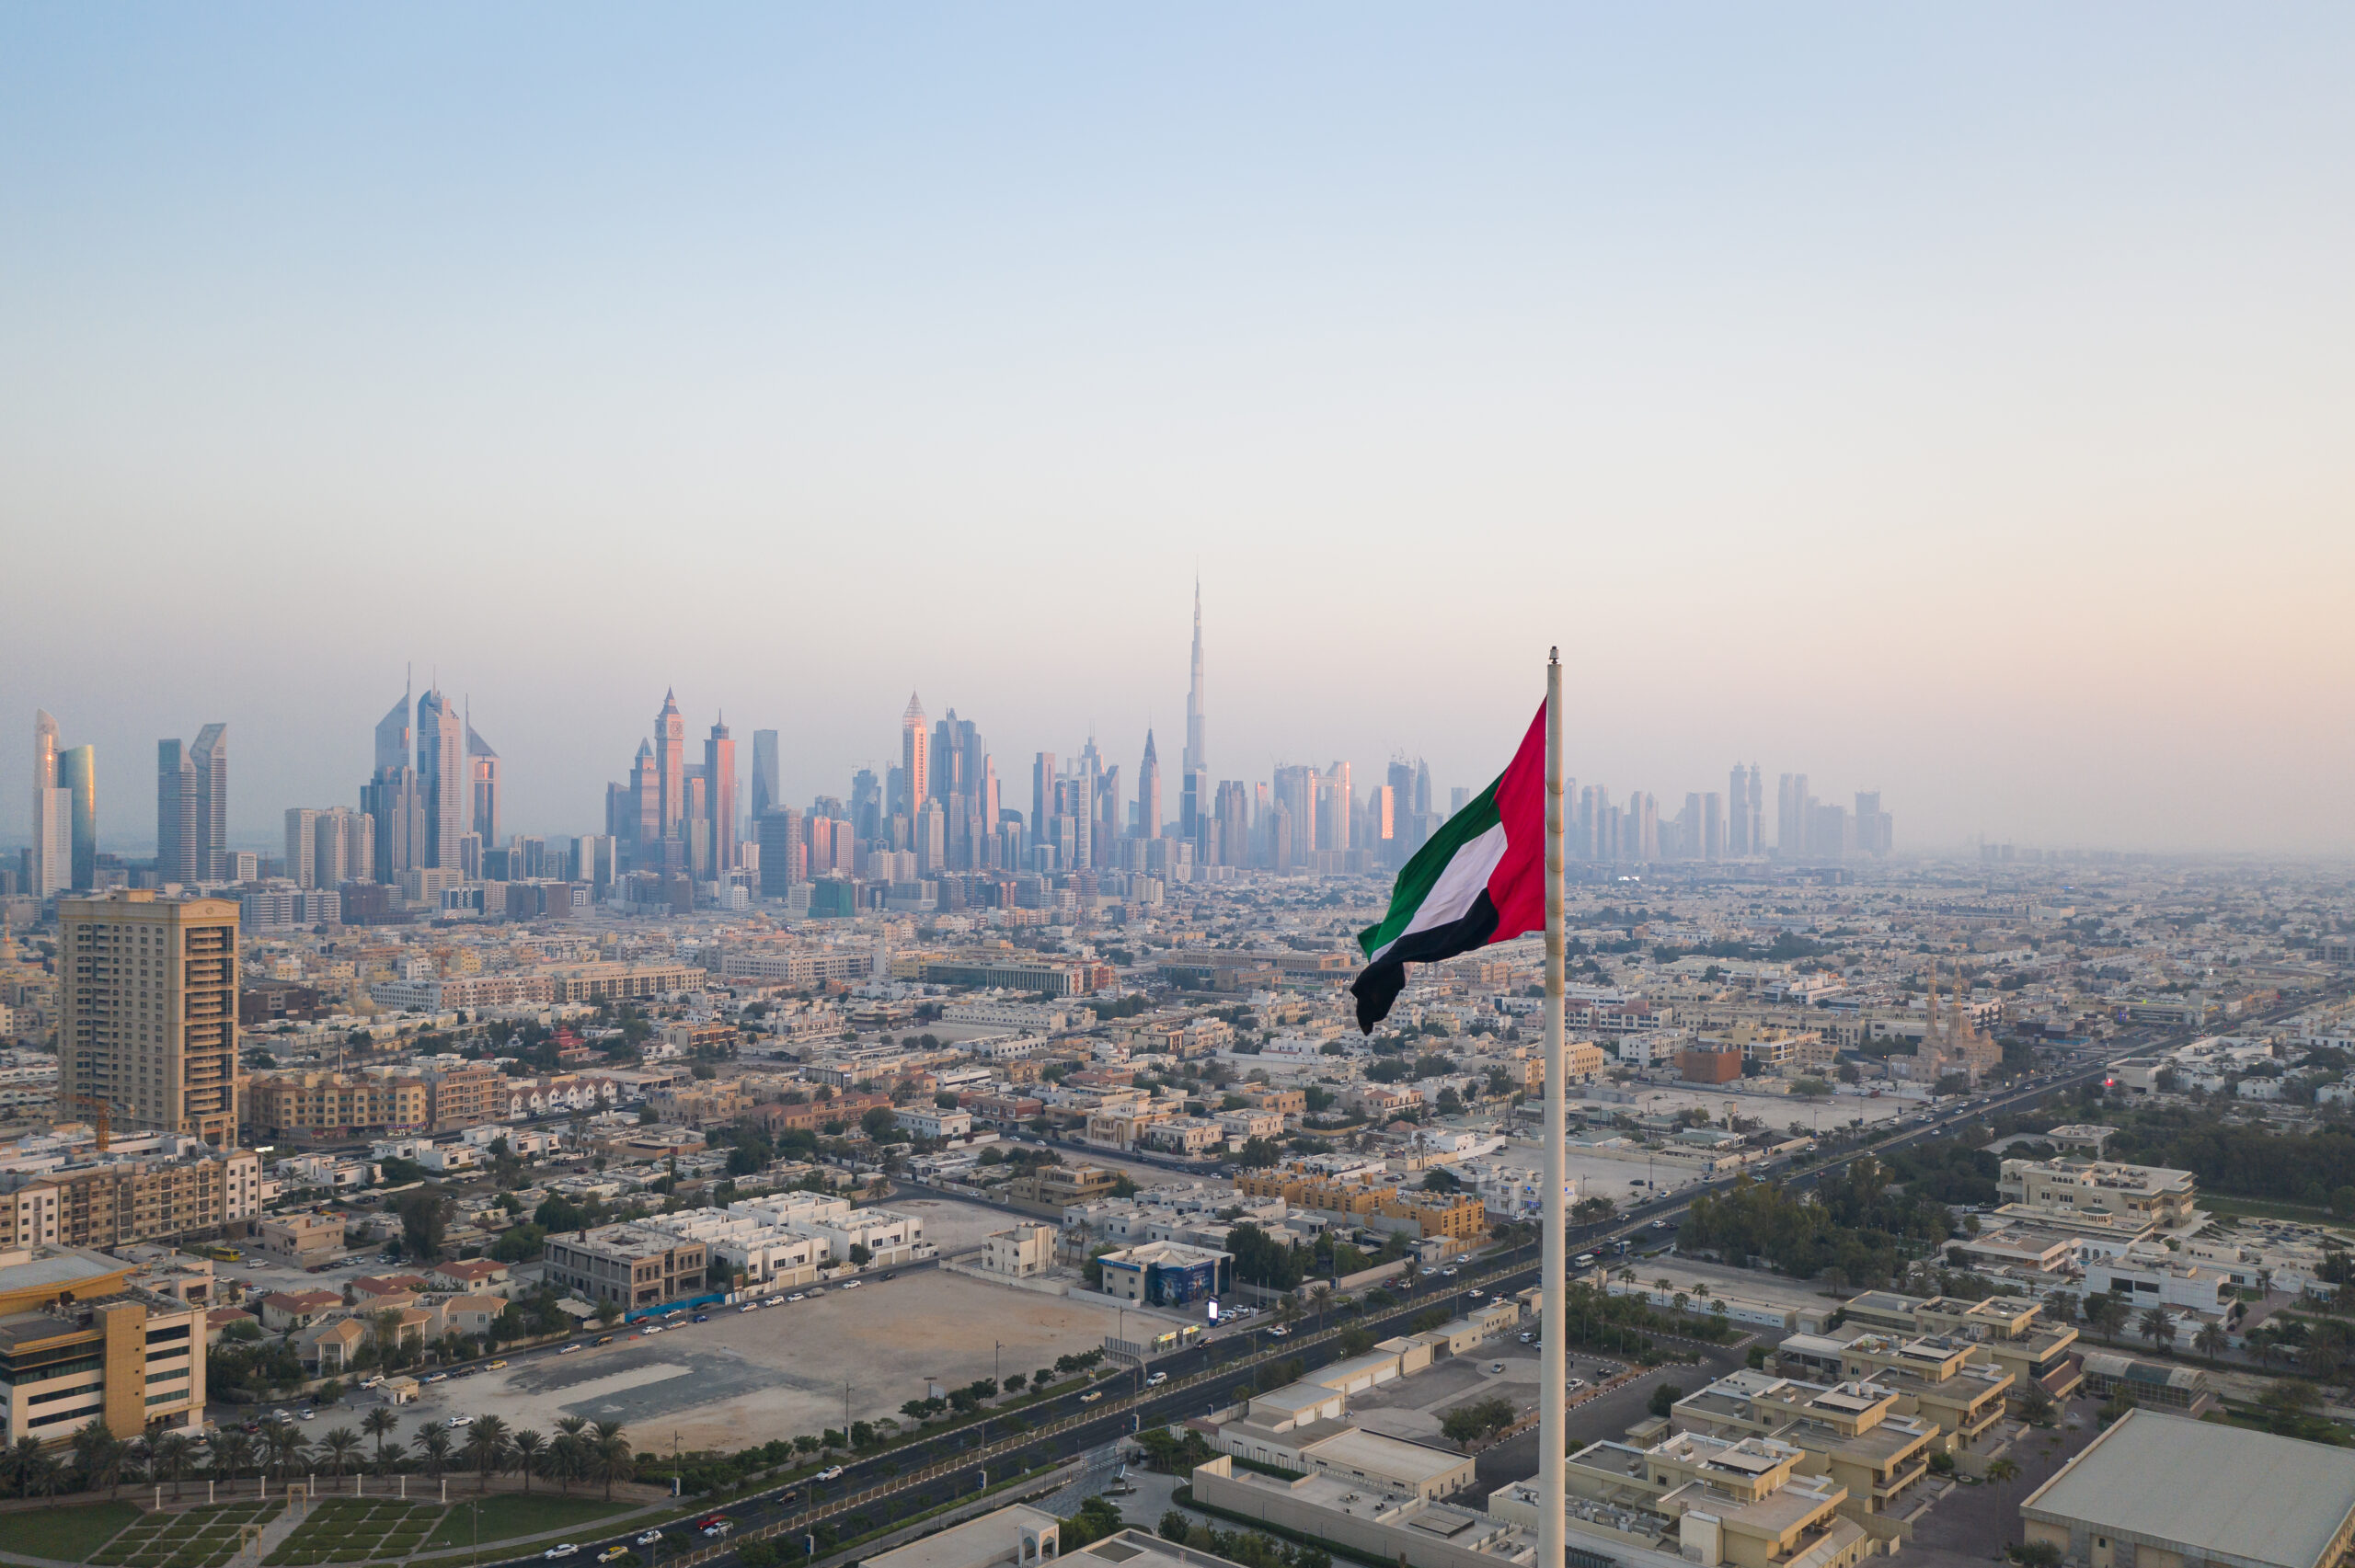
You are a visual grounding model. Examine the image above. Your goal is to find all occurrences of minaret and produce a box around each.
[1181,580,1209,839]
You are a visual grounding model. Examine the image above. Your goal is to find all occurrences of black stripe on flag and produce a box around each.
[1348,889,1501,1035]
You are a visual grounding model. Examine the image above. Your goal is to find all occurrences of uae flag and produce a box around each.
[1351,700,1547,1033]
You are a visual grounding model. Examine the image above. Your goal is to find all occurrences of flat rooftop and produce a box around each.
[864,1504,1063,1568]
[2023,1410,2355,1568]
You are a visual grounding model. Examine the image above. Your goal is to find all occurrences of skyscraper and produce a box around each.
[157,739,198,886]
[465,709,500,846]
[284,807,319,889]
[1031,752,1055,847]
[705,715,737,872]
[1728,763,1751,855]
[415,689,464,871]
[1777,773,1810,857]
[59,743,96,891]
[188,723,228,880]
[363,681,423,882]
[899,693,928,819]
[1181,581,1208,840]
[30,711,71,897]
[653,690,686,839]
[751,729,780,821]
[57,888,243,1145]
[1137,730,1162,840]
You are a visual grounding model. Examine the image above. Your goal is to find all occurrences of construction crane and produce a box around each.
[73,1095,167,1151]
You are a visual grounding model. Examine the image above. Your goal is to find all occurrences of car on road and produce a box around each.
[543,1546,580,1560]
[1419,1266,1439,1276]
[488,1359,508,1370]
[599,1548,630,1562]
[764,1297,786,1308]
[559,1343,583,1354]
[704,1521,734,1538]
[1080,1391,1105,1403]
[637,1532,665,1546]
[815,1465,845,1481]
[1487,1362,1505,1373]
[1442,1266,1458,1276]
[1146,1372,1168,1387]
[1518,1332,1535,1344]
[741,1304,760,1313]
[643,1325,663,1335]
[424,1372,450,1384]
[692,1311,710,1322]
[1267,1325,1289,1338]
[1468,1289,1485,1299]
[843,1280,862,1289]
[1651,1219,1668,1229]
[787,1293,806,1301]
[594,1335,614,1345]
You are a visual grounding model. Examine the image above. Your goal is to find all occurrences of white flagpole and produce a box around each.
[1540,647,1567,1568]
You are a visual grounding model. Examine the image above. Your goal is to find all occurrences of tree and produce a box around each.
[511,1429,546,1492]
[595,1299,624,1327]
[2017,1385,2056,1427]
[2085,1294,2128,1345]
[362,1407,401,1467]
[1649,1383,1684,1418]
[320,1428,363,1482]
[149,1429,196,1500]
[414,1425,454,1482]
[265,1425,310,1485]
[1161,1511,1192,1543]
[1984,1457,2021,1494]
[2138,1308,2177,1356]
[395,1188,454,1265]
[73,1420,129,1498]
[210,1429,256,1492]
[465,1414,511,1492]
[2193,1322,2229,1365]
[592,1420,634,1499]
[2016,1543,2062,1568]
[1237,1138,1282,1169]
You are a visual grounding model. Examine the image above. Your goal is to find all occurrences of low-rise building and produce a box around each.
[1097,1241,1231,1306]
[0,1246,207,1441]
[982,1223,1055,1279]
[544,1223,709,1310]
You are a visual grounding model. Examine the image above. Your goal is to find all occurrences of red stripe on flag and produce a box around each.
[1482,699,1550,946]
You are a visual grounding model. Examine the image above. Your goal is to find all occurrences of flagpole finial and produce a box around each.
[1549,646,1558,664]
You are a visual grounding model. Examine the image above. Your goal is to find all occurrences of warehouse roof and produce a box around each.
[2022,1411,2355,1568]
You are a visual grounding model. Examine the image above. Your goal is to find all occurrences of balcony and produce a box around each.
[1874,1459,1927,1497]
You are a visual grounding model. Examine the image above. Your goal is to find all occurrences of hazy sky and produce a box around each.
[6,6,2351,854]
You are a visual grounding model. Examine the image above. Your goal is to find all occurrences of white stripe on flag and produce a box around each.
[1367,822,1509,965]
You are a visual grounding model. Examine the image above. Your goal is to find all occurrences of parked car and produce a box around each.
[559,1343,583,1354]
[1488,1362,1505,1374]
[447,1415,474,1428]
[488,1360,508,1370]
[842,1280,862,1290]
[740,1304,760,1313]
[643,1326,663,1335]
[787,1293,807,1302]
[423,1372,449,1384]
[692,1312,710,1322]
[594,1335,615,1345]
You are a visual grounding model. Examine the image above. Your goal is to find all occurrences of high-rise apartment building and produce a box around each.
[751,729,780,821]
[1777,773,1811,857]
[465,712,500,845]
[1728,763,1752,856]
[29,711,71,898]
[57,890,243,1146]
[1855,791,1894,857]
[156,739,197,887]
[1030,752,1055,846]
[705,715,737,872]
[415,688,465,872]
[283,808,318,889]
[1703,791,1725,861]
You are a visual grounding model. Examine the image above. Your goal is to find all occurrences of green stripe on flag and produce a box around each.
[1355,777,1504,961]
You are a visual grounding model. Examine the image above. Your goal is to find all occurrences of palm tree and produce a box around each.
[151,1430,196,1500]
[1984,1456,2021,1496]
[17,1441,64,1500]
[1309,1284,1332,1328]
[211,1428,256,1494]
[414,1425,454,1482]
[548,1416,589,1494]
[591,1422,633,1501]
[464,1415,511,1493]
[362,1407,400,1469]
[2138,1308,2177,1356]
[1671,1292,1690,1318]
[2193,1322,2230,1366]
[73,1420,128,1498]
[510,1430,546,1494]
[320,1428,363,1482]
[2043,1289,2080,1326]
[266,1425,311,1486]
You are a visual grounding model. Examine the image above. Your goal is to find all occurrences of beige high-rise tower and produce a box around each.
[57,890,243,1146]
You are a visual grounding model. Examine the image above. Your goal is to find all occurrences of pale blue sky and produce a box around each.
[5,6,2351,851]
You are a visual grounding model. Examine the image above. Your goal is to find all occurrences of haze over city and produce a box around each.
[6,4,2354,854]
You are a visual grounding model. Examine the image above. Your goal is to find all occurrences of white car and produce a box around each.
[559,1343,583,1354]
[815,1465,844,1482]
[765,1297,787,1308]
[447,1415,474,1428]
[842,1280,862,1290]
[741,1304,759,1314]
[787,1293,807,1302]
[1267,1325,1289,1338]
[543,1547,580,1561]
[637,1532,665,1547]
[643,1325,663,1335]
[1146,1372,1168,1387]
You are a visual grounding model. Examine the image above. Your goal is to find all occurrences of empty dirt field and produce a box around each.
[380,1265,1142,1454]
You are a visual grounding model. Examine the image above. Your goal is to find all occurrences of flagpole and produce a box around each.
[1540,647,1567,1568]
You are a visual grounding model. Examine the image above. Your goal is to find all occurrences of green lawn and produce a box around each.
[418,1494,632,1551]
[10,1500,149,1562]
[2202,1193,2355,1231]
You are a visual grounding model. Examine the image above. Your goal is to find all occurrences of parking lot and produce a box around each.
[307,1265,1139,1456]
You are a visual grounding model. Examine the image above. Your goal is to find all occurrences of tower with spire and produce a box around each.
[1181,580,1209,840]
[654,689,686,838]
[1138,729,1162,841]
[899,692,929,822]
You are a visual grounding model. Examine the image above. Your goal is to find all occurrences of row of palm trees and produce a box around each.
[0,1413,634,1503]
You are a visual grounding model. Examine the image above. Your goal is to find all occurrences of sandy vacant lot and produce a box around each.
[375,1265,1135,1455]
